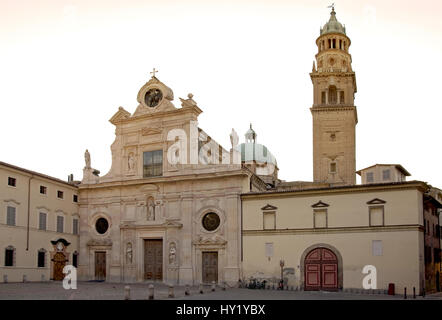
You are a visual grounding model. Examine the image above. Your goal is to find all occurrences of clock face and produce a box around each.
[144,89,163,108]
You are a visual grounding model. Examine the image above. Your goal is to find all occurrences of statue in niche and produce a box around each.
[128,153,136,171]
[126,242,132,264]
[147,197,155,221]
[84,149,91,168]
[169,242,176,265]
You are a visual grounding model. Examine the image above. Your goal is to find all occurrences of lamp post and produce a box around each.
[279,259,285,290]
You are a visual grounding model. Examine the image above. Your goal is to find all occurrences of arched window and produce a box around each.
[329,86,337,104]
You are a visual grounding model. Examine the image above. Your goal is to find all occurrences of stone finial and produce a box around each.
[179,93,197,108]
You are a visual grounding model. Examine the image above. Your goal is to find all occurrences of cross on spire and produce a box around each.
[327,3,335,12]
[150,68,158,78]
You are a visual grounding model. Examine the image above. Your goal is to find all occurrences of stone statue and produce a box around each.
[128,153,135,171]
[169,242,176,264]
[84,149,91,168]
[126,242,132,264]
[147,198,155,221]
[230,128,239,149]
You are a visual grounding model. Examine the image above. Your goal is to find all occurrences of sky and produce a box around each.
[0,0,441,188]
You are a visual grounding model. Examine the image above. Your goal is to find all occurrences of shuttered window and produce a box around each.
[314,209,327,228]
[263,212,276,230]
[73,218,79,235]
[57,216,64,233]
[369,206,384,226]
[39,212,47,230]
[6,206,16,226]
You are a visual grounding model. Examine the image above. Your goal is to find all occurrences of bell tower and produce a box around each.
[310,7,357,186]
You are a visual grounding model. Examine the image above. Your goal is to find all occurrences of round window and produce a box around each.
[202,212,220,231]
[95,218,109,234]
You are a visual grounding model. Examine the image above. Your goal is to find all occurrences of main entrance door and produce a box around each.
[202,252,218,284]
[52,252,67,281]
[304,247,338,291]
[95,251,106,281]
[144,239,163,280]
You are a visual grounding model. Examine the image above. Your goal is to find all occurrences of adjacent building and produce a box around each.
[0,162,79,282]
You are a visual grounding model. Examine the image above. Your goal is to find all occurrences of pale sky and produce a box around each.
[1,0,441,188]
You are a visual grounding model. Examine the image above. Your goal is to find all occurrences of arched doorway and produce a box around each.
[53,252,67,280]
[304,247,339,291]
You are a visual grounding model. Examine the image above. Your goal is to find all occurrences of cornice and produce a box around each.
[241,181,429,200]
[243,224,423,236]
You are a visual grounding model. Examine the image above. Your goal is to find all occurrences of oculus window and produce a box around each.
[202,212,220,231]
[95,218,109,234]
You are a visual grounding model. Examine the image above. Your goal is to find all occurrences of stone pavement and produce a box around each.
[0,281,441,300]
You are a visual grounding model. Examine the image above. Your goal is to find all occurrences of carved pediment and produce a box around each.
[193,235,227,246]
[366,198,386,205]
[109,107,131,125]
[141,127,162,136]
[311,200,329,208]
[261,204,278,211]
[87,238,113,247]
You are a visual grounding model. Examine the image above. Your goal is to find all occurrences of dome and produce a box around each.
[320,8,346,36]
[235,124,277,167]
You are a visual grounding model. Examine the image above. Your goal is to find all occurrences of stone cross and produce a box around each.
[150,68,158,78]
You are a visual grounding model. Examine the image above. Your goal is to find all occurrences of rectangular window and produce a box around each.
[57,216,64,233]
[314,209,327,228]
[369,206,384,226]
[330,162,337,173]
[366,172,374,183]
[73,218,79,235]
[382,169,390,181]
[5,249,13,266]
[321,92,326,104]
[372,240,383,256]
[40,185,47,195]
[143,150,163,177]
[263,212,276,230]
[38,251,45,268]
[8,177,16,187]
[6,206,16,226]
[39,212,47,231]
[265,243,274,259]
[73,195,78,203]
[57,191,64,199]
[73,253,78,268]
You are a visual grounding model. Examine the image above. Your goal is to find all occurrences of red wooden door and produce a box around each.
[305,248,338,291]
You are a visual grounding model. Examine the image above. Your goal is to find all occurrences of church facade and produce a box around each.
[77,76,266,285]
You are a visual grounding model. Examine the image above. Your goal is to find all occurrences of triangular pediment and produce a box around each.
[261,204,278,211]
[366,198,386,205]
[109,107,131,125]
[311,200,329,208]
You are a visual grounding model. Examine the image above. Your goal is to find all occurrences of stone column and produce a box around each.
[179,194,194,284]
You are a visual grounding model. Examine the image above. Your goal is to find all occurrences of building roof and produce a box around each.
[0,161,78,188]
[356,164,411,176]
[320,8,346,36]
[241,180,429,198]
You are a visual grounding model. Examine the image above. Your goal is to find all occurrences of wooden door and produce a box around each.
[144,240,163,280]
[304,248,338,291]
[202,252,218,284]
[52,252,66,281]
[95,251,106,281]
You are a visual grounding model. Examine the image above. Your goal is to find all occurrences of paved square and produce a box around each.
[0,282,441,300]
